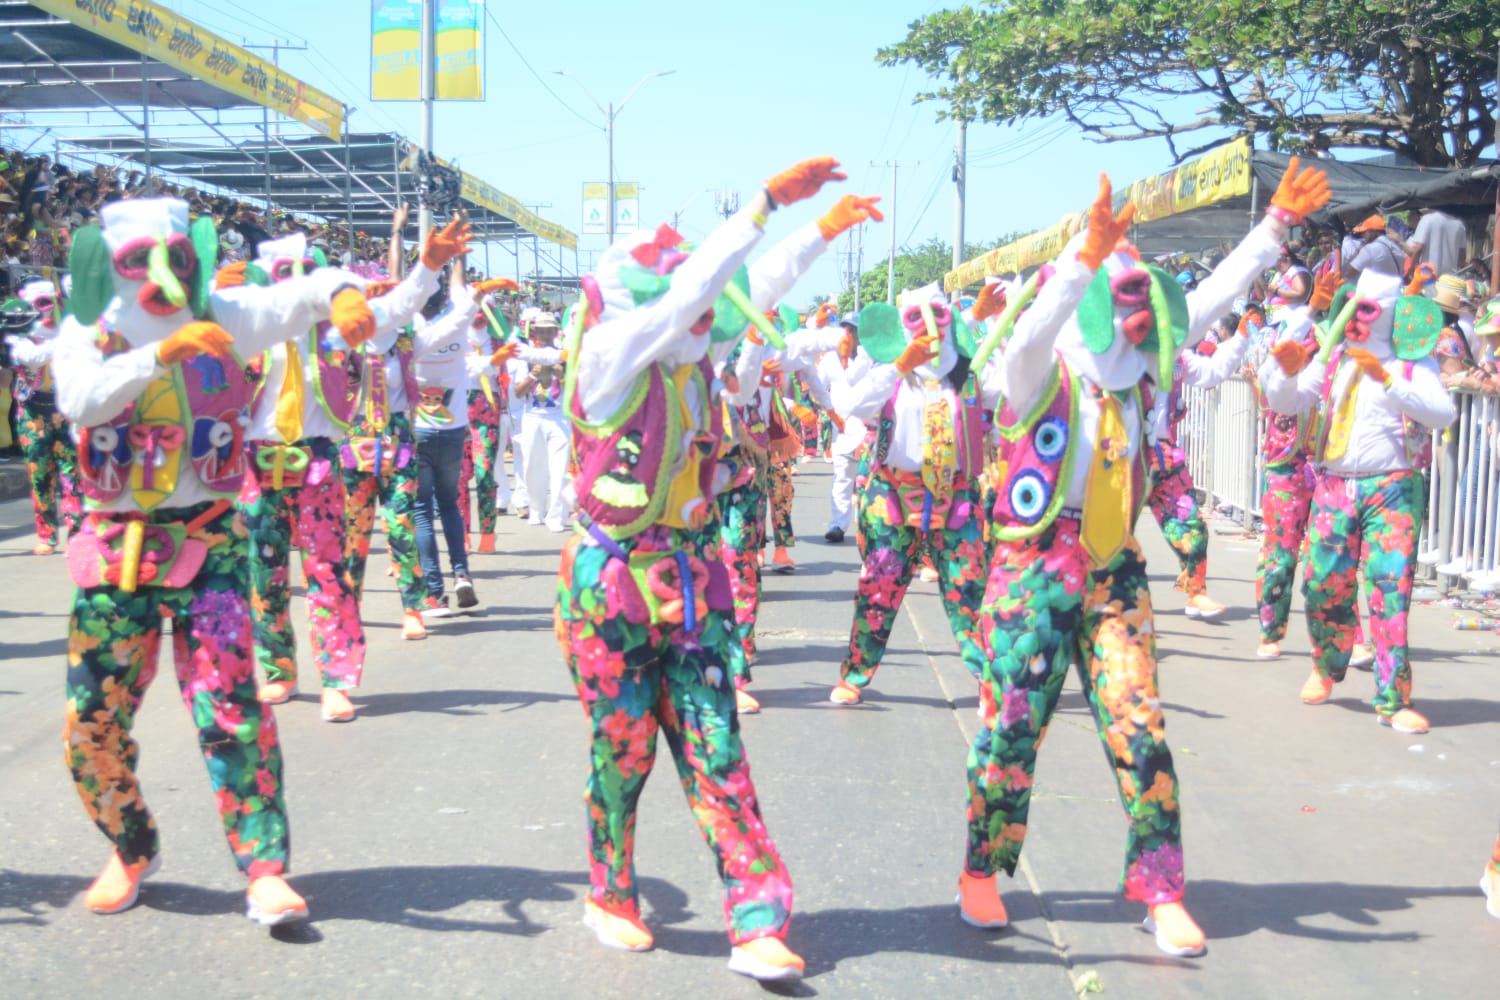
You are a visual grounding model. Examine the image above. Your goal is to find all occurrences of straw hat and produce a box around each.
[1433,274,1467,312]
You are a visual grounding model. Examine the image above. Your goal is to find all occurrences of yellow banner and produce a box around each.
[371,0,483,101]
[453,166,578,250]
[945,136,1254,290]
[33,0,343,139]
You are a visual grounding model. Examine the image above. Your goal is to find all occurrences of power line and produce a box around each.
[484,7,603,133]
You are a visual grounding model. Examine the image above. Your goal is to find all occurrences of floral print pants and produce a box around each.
[1256,457,1367,646]
[969,520,1184,903]
[64,502,291,876]
[242,438,366,690]
[765,460,796,550]
[342,412,426,614]
[459,391,506,536]
[555,525,792,945]
[19,400,80,546]
[840,469,988,688]
[1303,469,1425,716]
[716,475,764,684]
[1146,446,1208,597]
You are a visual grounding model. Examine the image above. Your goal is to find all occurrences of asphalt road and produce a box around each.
[2,465,1498,999]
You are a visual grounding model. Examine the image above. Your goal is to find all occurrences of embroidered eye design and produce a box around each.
[207,420,235,449]
[1008,469,1050,524]
[90,426,120,454]
[1034,416,1068,462]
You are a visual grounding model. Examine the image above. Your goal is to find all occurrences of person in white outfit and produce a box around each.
[514,313,571,530]
[816,313,872,542]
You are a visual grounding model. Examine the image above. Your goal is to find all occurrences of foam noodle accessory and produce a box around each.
[970,269,1042,371]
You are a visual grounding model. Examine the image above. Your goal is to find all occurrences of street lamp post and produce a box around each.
[553,69,675,244]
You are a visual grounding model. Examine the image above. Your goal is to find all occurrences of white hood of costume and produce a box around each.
[896,287,958,382]
[1344,269,1401,359]
[98,197,197,344]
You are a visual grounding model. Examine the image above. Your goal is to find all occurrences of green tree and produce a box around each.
[834,235,1026,313]
[880,0,1499,167]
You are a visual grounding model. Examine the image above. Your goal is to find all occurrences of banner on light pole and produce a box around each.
[614,182,640,235]
[372,0,485,101]
[582,182,609,235]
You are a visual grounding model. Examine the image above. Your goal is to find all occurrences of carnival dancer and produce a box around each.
[1262,267,1455,734]
[460,281,520,552]
[556,157,877,980]
[53,196,377,923]
[1144,318,1252,619]
[1252,274,1372,661]
[963,162,1330,957]
[826,282,997,705]
[339,218,472,641]
[818,312,870,543]
[6,278,81,553]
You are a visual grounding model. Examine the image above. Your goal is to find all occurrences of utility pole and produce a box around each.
[952,117,967,272]
[873,160,914,304]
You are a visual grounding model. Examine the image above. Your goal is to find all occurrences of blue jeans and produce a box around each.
[414,425,470,598]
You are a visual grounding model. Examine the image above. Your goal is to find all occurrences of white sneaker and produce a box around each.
[545,519,567,533]
[454,577,478,610]
[1437,557,1469,576]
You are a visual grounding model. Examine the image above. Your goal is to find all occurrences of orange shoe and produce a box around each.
[736,687,761,715]
[918,564,939,583]
[32,542,55,555]
[1481,865,1500,920]
[829,680,862,705]
[1143,901,1205,957]
[1184,594,1227,619]
[246,875,309,926]
[477,532,497,554]
[320,688,356,723]
[258,680,298,705]
[728,936,804,982]
[771,547,795,574]
[1299,671,1334,705]
[85,852,160,914]
[583,899,653,952]
[756,552,764,569]
[1349,642,1375,668]
[402,610,427,641]
[1378,708,1429,734]
[957,871,1009,928]
[1256,641,1281,658]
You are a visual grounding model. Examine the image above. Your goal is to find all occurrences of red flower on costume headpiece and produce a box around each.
[629,224,689,275]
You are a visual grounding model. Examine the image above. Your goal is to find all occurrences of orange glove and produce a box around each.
[1078,174,1137,271]
[421,217,473,270]
[765,156,847,207]
[838,330,856,365]
[1404,263,1437,297]
[1344,346,1391,384]
[761,359,783,379]
[817,194,884,241]
[817,302,839,327]
[972,282,1007,322]
[214,261,249,289]
[894,334,938,375]
[156,322,234,366]
[1269,155,1331,225]
[1309,269,1341,312]
[475,277,519,294]
[829,411,846,434]
[1270,339,1311,376]
[364,279,399,299]
[747,323,765,346]
[489,343,519,367]
[330,287,376,346]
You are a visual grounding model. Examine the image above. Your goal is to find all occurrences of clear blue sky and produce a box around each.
[171,0,1185,304]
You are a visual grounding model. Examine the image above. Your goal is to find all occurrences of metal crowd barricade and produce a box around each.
[1179,377,1265,529]
[1425,389,1499,593]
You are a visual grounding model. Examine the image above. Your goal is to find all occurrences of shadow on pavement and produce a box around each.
[1044,877,1476,943]
[0,636,67,660]
[354,687,576,718]
[1329,694,1500,729]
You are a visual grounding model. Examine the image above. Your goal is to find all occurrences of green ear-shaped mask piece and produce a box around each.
[776,304,800,333]
[1143,264,1189,355]
[189,216,218,319]
[951,307,977,359]
[1076,269,1117,354]
[708,267,753,343]
[857,302,906,364]
[242,263,272,287]
[65,225,115,325]
[1392,294,1444,361]
[310,247,329,269]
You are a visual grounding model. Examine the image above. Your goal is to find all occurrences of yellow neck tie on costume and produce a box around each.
[1081,392,1132,568]
[921,379,957,507]
[274,338,306,444]
[1323,366,1358,462]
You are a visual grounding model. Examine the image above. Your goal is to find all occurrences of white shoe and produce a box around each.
[1437,557,1469,576]
[1417,548,1444,566]
[545,519,567,533]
